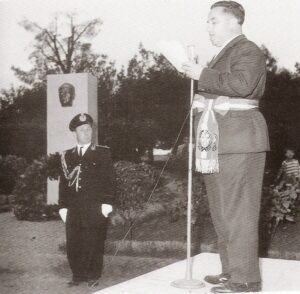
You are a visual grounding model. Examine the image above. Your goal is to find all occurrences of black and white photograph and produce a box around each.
[1,0,300,293]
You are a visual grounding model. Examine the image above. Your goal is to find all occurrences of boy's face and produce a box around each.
[285,149,295,159]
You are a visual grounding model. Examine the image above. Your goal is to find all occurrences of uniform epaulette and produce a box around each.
[96,144,110,149]
[60,147,76,155]
[90,144,110,151]
[70,147,77,153]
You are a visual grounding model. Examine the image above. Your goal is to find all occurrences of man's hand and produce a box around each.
[59,208,68,223]
[182,62,203,80]
[101,204,113,218]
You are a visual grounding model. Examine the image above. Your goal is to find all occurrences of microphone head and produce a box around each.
[187,45,195,61]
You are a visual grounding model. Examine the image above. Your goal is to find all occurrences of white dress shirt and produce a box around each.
[77,142,91,156]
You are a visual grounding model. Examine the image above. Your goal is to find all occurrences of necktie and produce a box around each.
[79,147,83,157]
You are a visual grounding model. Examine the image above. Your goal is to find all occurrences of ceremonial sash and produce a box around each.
[193,95,258,174]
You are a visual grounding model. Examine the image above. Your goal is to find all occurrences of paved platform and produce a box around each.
[94,253,300,293]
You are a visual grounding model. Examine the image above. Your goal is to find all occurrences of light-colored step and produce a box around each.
[94,252,300,294]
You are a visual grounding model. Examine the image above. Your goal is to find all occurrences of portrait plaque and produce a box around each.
[58,83,75,107]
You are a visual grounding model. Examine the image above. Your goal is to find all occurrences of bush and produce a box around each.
[11,157,158,224]
[165,144,188,176]
[12,153,61,221]
[111,161,156,239]
[258,175,300,255]
[268,177,300,233]
[168,172,208,224]
[0,155,28,194]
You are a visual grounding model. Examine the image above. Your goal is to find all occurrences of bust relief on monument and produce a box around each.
[58,83,75,107]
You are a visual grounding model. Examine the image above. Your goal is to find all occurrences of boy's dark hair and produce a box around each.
[211,1,245,25]
[285,147,296,153]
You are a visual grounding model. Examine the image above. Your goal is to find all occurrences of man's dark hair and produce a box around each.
[211,1,245,25]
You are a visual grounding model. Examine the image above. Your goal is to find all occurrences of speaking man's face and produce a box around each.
[75,124,93,145]
[206,7,235,47]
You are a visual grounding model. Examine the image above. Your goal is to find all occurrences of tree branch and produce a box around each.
[74,19,99,43]
[42,29,66,72]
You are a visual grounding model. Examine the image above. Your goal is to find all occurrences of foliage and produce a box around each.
[99,43,190,161]
[110,44,189,155]
[0,85,46,160]
[268,177,300,233]
[12,14,103,86]
[105,119,142,162]
[112,161,156,239]
[0,155,28,194]
[260,46,300,169]
[258,175,300,254]
[168,173,208,225]
[11,153,61,221]
[45,152,62,180]
[166,143,189,175]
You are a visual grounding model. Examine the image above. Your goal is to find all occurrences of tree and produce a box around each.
[0,85,47,159]
[260,46,300,169]
[261,45,278,73]
[108,44,190,161]
[12,14,103,86]
[295,62,300,77]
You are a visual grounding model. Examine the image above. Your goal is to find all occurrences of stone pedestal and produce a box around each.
[47,73,98,204]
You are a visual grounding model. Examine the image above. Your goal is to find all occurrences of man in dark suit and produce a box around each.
[59,113,115,288]
[183,1,269,293]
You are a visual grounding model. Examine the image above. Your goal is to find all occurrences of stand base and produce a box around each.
[171,279,205,289]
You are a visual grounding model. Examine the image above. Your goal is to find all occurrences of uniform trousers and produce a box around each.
[203,152,266,283]
[65,197,107,281]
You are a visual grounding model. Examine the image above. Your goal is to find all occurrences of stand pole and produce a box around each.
[171,45,205,289]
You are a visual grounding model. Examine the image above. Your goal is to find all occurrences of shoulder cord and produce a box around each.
[60,151,81,192]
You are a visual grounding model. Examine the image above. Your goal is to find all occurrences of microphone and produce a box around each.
[187,45,195,62]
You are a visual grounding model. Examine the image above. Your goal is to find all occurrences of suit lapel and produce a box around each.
[208,35,246,68]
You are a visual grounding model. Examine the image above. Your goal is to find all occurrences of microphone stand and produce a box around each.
[171,45,205,289]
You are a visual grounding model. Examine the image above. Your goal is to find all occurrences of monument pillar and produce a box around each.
[47,73,98,204]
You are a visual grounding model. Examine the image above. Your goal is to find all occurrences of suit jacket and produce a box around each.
[59,144,116,209]
[195,35,270,154]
